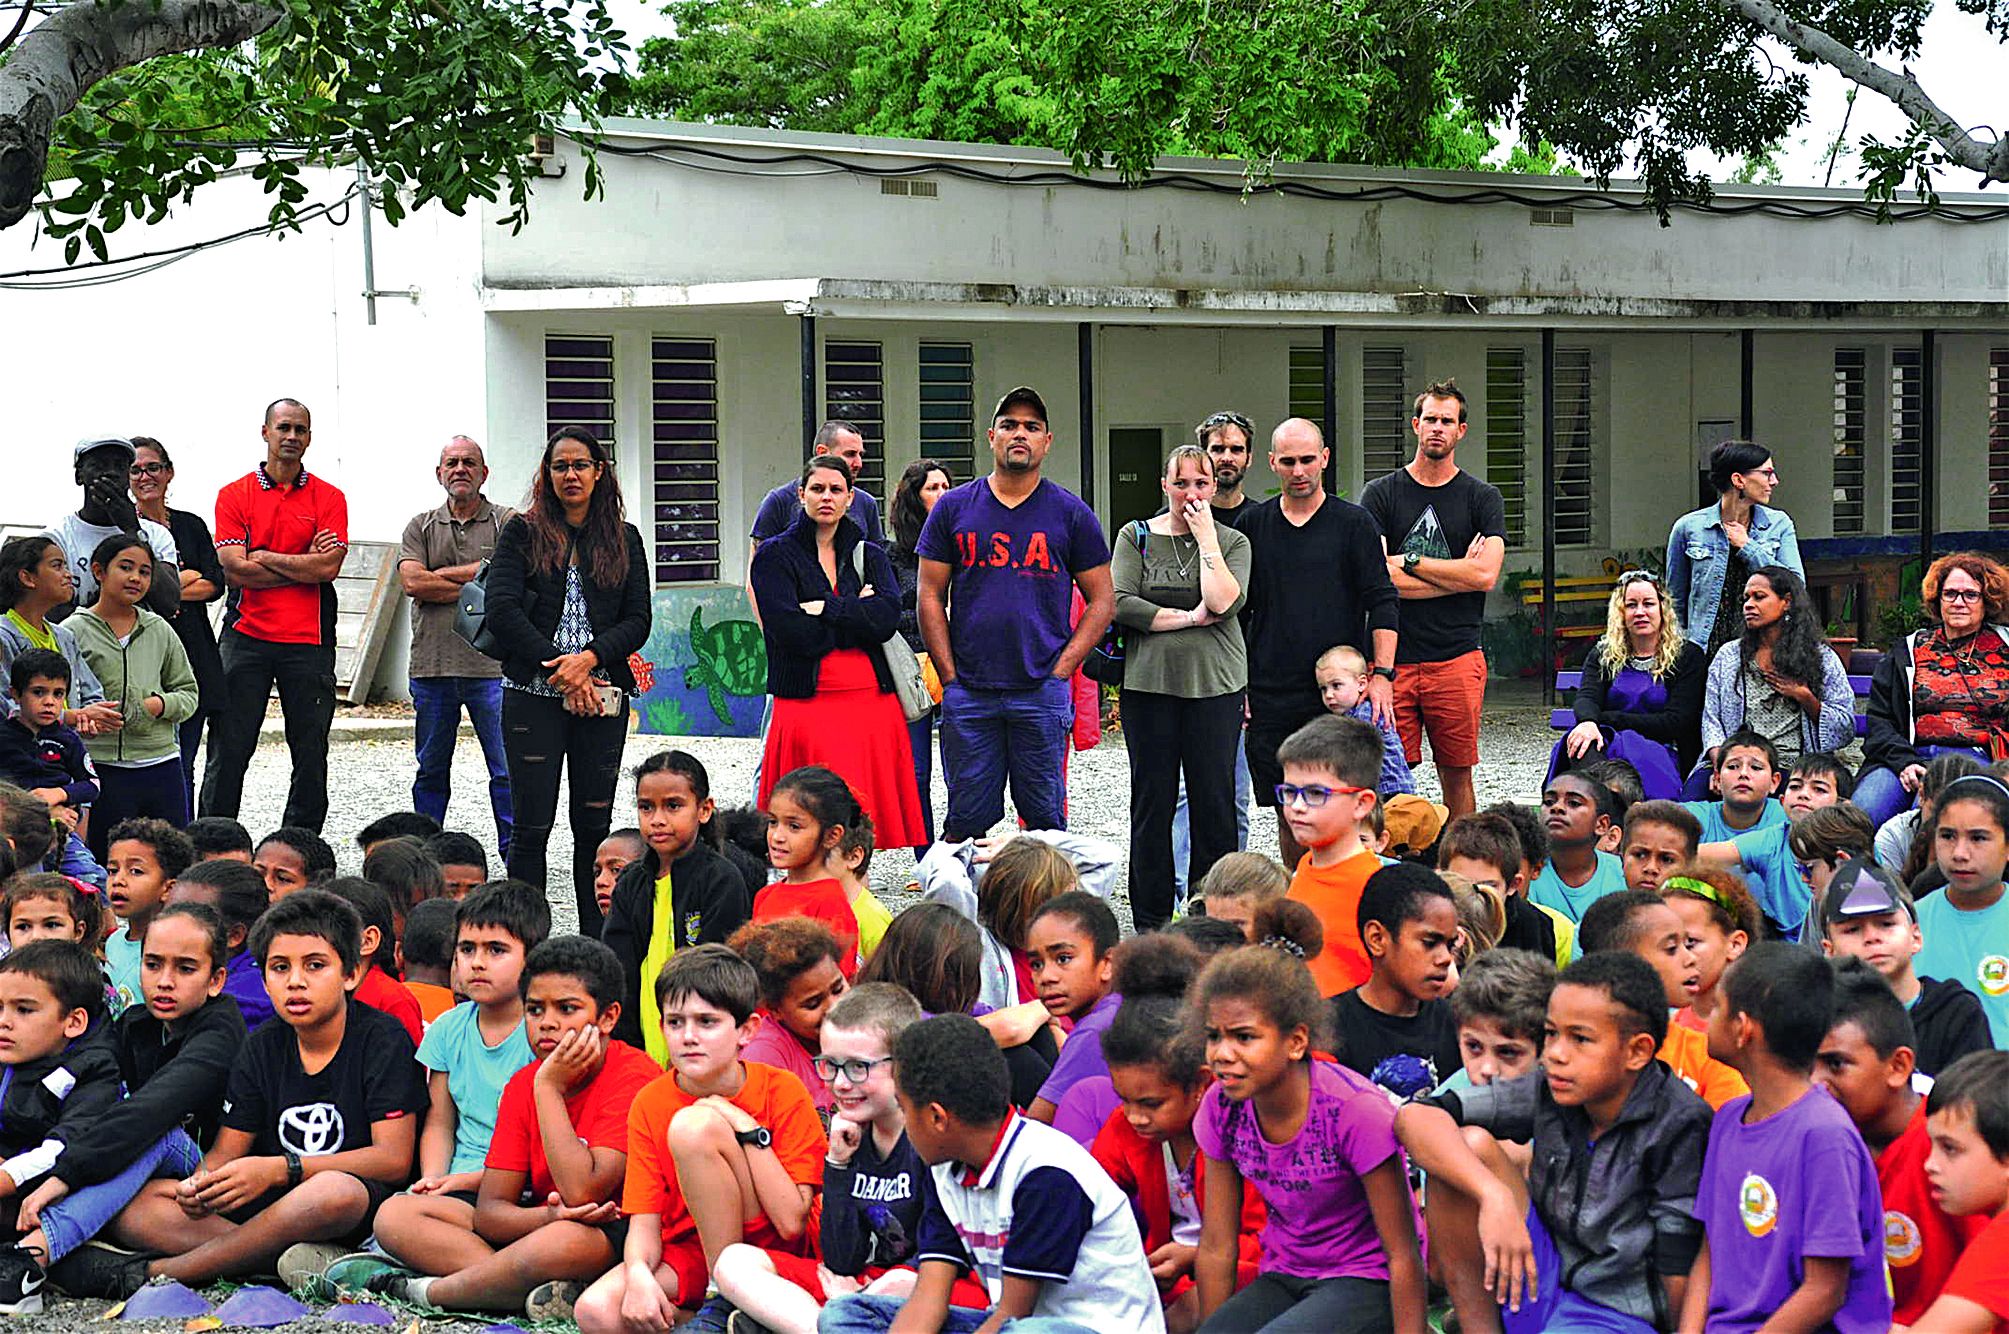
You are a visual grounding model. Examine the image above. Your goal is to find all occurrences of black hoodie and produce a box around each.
[1911,975,1994,1078]
[602,840,753,1049]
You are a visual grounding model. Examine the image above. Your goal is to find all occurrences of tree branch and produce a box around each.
[1710,0,2009,184]
[0,0,286,228]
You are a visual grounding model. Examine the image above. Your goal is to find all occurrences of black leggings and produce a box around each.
[1122,687,1244,930]
[502,688,627,933]
[1198,1274,1393,1333]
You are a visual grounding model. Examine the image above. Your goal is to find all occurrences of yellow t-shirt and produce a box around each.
[849,883,893,962]
[640,871,678,1067]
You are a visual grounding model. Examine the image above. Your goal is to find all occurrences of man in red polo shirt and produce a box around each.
[199,398,349,832]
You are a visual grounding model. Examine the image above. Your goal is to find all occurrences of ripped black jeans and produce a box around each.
[502,686,627,933]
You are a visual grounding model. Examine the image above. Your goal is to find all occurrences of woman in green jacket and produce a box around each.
[70,533,198,859]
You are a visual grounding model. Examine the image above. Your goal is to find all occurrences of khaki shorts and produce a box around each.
[1392,649,1487,768]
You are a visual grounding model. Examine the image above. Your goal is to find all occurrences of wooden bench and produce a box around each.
[1520,575,1620,649]
[1551,660,1881,739]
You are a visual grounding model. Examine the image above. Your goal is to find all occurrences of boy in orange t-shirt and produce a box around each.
[573,944,827,1331]
[1578,889,1750,1109]
[1278,714,1386,997]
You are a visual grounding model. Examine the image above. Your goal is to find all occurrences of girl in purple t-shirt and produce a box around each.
[1189,926,1425,1332]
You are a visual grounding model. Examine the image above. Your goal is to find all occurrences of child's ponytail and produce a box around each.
[1102,932,1206,1088]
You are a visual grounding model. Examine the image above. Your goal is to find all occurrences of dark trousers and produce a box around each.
[907,710,937,852]
[1197,1274,1393,1333]
[502,687,627,933]
[200,631,336,832]
[939,676,1072,840]
[1123,688,1244,930]
[89,758,189,862]
[176,707,212,811]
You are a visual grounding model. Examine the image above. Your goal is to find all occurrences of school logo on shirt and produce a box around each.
[684,912,704,943]
[1978,955,2009,996]
[279,1102,347,1156]
[1738,1172,1779,1237]
[1884,1210,1924,1268]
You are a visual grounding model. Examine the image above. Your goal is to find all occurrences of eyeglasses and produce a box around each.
[548,459,601,475]
[1273,783,1371,809]
[128,463,167,477]
[1941,589,1983,603]
[811,1055,893,1083]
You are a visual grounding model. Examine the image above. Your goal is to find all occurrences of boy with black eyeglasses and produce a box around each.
[1277,714,1387,998]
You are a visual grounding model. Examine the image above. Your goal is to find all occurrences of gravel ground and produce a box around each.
[226,683,1571,936]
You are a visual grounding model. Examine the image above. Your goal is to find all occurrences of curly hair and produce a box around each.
[1738,565,1824,694]
[727,915,845,1009]
[1597,572,1687,682]
[1922,551,2009,627]
[890,459,953,557]
[521,426,630,589]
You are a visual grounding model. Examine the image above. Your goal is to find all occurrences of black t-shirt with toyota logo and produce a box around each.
[222,999,427,1169]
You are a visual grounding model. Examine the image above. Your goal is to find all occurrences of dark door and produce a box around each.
[1109,427,1166,534]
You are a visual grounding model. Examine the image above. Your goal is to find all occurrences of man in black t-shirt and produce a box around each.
[1361,379,1506,822]
[122,890,428,1289]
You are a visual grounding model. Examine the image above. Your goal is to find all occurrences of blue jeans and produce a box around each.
[39,1129,203,1262]
[1854,745,1987,828]
[1173,730,1252,905]
[53,830,104,889]
[908,710,938,850]
[939,677,1072,840]
[411,676,512,856]
[819,1293,1096,1334]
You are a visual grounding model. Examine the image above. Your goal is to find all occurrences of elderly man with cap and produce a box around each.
[916,386,1113,838]
[46,437,181,619]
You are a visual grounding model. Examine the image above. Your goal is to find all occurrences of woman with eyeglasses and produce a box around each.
[1665,439,1803,657]
[486,426,652,933]
[1112,444,1251,931]
[889,457,954,851]
[1856,552,2009,827]
[1692,565,1854,796]
[127,438,227,807]
[1545,570,1704,799]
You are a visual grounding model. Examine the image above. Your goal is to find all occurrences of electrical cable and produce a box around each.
[0,187,357,286]
[582,136,2009,223]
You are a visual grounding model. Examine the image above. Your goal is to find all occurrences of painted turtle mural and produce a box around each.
[685,605,766,724]
[631,586,768,738]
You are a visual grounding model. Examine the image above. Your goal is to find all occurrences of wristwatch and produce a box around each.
[1402,550,1422,575]
[284,1149,304,1187]
[1373,666,1397,682]
[735,1125,772,1151]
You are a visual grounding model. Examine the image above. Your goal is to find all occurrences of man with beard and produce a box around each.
[1240,417,1399,868]
[1361,379,1506,822]
[397,436,516,854]
[1197,409,1257,529]
[917,386,1113,839]
[46,437,181,618]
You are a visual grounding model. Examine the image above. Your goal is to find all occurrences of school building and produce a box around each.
[4,118,2006,722]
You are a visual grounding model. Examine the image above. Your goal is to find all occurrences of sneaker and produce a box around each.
[306,1253,410,1304]
[47,1240,152,1300]
[524,1279,584,1321]
[0,1246,45,1315]
[277,1241,350,1295]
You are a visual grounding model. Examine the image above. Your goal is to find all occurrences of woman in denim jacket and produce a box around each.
[1665,440,1803,656]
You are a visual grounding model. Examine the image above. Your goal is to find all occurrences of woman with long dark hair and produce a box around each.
[889,457,952,849]
[1857,551,2009,826]
[750,456,924,850]
[127,437,226,807]
[1692,564,1853,795]
[487,426,651,931]
[0,535,112,734]
[1545,570,1705,799]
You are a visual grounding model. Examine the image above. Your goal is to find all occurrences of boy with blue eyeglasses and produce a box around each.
[1276,714,1386,998]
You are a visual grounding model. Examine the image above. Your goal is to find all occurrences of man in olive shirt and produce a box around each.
[397,436,515,854]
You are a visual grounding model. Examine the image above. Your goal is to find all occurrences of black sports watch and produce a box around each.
[735,1126,772,1151]
[1402,550,1422,575]
[284,1149,304,1187]
[1372,666,1397,682]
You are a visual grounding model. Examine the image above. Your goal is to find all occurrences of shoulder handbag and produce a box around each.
[1082,522,1149,687]
[454,529,573,662]
[851,541,934,724]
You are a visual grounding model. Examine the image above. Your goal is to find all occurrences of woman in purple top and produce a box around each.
[1188,934,1424,1332]
[1547,571,1706,801]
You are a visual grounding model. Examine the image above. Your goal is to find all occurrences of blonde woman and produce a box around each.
[1544,570,1706,799]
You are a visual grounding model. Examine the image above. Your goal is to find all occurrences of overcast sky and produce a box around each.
[602,0,2004,194]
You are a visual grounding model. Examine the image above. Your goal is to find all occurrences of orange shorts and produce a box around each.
[665,1215,803,1308]
[1391,648,1487,768]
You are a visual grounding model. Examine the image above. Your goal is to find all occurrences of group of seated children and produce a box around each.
[0,633,2005,1334]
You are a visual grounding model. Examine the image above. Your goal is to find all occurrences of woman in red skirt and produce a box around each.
[750,455,925,848]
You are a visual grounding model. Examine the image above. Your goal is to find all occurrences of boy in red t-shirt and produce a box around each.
[574,944,826,1331]
[318,937,660,1319]
[1813,960,1986,1325]
[1912,1050,2009,1333]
